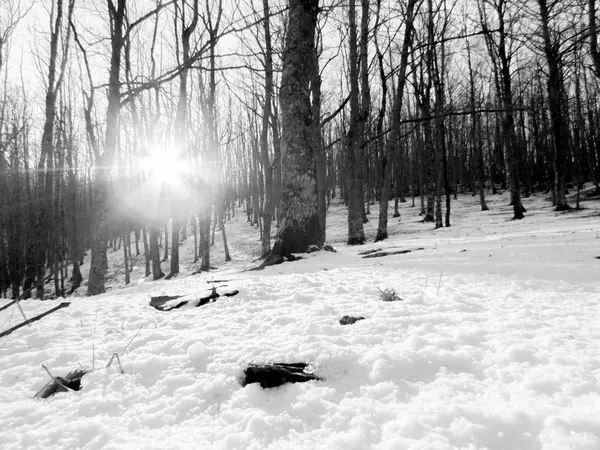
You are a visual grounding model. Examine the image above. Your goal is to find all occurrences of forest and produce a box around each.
[0,0,599,300]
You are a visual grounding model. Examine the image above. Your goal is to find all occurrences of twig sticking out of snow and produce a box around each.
[121,321,145,355]
[106,353,125,374]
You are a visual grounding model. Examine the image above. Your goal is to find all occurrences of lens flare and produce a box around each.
[143,148,188,184]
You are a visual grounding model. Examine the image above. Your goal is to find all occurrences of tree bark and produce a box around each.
[346,0,366,245]
[267,0,321,260]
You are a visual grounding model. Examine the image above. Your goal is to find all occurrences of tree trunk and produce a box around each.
[88,0,126,296]
[260,0,275,258]
[375,0,419,241]
[149,225,164,280]
[538,0,569,211]
[346,0,366,245]
[267,0,321,260]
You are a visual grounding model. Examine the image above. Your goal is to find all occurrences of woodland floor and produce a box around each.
[0,187,599,449]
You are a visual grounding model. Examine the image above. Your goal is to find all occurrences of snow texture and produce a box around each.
[1,190,599,449]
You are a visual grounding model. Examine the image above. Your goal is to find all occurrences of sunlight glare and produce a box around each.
[143,148,188,184]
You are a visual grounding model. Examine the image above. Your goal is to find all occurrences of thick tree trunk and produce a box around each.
[346,0,365,245]
[268,0,321,259]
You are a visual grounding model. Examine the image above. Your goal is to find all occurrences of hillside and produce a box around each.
[1,190,599,450]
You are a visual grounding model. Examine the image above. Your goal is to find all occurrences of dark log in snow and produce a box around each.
[339,315,365,325]
[150,289,239,311]
[358,248,383,256]
[241,363,321,389]
[36,368,87,399]
[362,248,424,259]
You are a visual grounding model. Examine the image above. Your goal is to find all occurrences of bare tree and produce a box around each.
[479,0,526,219]
[266,0,321,262]
[259,0,276,258]
[375,0,420,241]
[87,0,127,295]
[346,0,365,245]
[169,0,199,277]
[536,0,570,210]
[23,0,74,299]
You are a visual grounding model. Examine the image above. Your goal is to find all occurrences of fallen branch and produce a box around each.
[0,300,17,313]
[362,248,424,259]
[0,302,71,339]
[358,248,383,256]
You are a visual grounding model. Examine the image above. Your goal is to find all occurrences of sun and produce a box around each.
[142,148,189,184]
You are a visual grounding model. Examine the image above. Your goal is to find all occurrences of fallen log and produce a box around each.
[358,248,383,256]
[362,248,424,259]
[35,368,87,399]
[150,288,239,311]
[339,315,365,325]
[241,363,321,389]
[148,295,182,309]
[0,302,71,339]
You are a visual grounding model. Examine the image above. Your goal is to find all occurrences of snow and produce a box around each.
[1,189,599,449]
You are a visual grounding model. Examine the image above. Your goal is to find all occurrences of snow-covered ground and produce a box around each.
[1,189,599,449]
